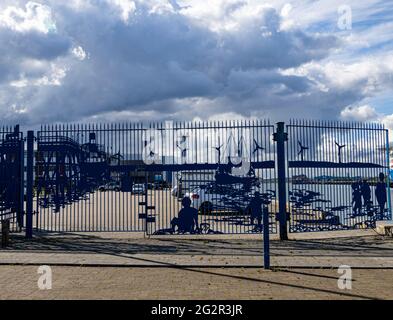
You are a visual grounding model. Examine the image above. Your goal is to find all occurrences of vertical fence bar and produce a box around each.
[25,131,34,239]
[18,127,25,230]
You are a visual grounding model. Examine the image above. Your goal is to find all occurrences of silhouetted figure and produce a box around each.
[248,191,269,231]
[375,173,387,215]
[360,180,372,214]
[352,182,362,216]
[171,197,198,234]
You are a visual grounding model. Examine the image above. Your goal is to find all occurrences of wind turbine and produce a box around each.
[176,142,187,158]
[212,137,224,164]
[253,139,264,155]
[110,150,123,165]
[298,141,309,161]
[335,141,346,163]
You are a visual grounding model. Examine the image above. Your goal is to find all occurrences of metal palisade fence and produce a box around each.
[0,119,391,238]
[0,125,24,232]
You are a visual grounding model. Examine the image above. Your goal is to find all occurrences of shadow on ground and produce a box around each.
[3,232,393,259]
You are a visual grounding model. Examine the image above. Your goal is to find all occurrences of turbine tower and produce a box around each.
[212,137,223,164]
[253,139,264,155]
[335,141,346,163]
[297,141,309,161]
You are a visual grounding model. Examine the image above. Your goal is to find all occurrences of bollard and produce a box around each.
[1,219,10,248]
[263,206,270,269]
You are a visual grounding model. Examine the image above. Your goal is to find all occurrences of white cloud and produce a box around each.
[381,114,393,142]
[72,46,87,61]
[109,0,136,22]
[340,105,379,121]
[0,2,56,34]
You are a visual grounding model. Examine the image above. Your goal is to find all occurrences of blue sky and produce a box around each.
[0,0,392,133]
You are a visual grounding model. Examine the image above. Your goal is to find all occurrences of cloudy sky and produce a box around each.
[0,0,392,133]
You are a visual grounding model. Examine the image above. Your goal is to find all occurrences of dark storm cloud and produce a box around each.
[0,0,379,126]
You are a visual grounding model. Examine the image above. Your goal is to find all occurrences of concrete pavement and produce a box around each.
[1,229,393,268]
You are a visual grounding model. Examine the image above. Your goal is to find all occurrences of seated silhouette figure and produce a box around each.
[171,197,199,234]
[375,173,387,215]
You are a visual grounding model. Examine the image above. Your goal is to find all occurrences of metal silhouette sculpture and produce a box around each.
[177,134,188,158]
[247,191,269,232]
[351,182,362,217]
[21,120,390,235]
[0,126,23,230]
[288,120,391,232]
[289,136,390,232]
[335,141,346,163]
[213,138,224,164]
[360,180,372,214]
[289,138,385,169]
[297,141,308,161]
[176,141,188,158]
[375,173,387,215]
[213,137,224,164]
[110,150,123,165]
[170,197,199,234]
[290,171,390,232]
[253,139,264,155]
[153,159,275,235]
[36,132,123,212]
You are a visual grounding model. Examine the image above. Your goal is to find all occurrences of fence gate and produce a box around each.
[286,120,392,232]
[33,121,278,234]
[0,126,24,232]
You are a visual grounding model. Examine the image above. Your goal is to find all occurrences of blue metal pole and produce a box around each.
[274,122,288,240]
[263,206,270,269]
[25,131,34,239]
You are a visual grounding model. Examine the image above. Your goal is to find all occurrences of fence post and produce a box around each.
[386,129,392,220]
[274,122,288,240]
[263,207,270,269]
[25,131,34,239]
